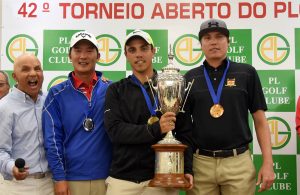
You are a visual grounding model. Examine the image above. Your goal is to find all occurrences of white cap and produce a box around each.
[124,29,154,47]
[70,31,98,49]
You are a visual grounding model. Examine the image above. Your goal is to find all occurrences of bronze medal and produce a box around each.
[147,116,159,125]
[210,104,224,118]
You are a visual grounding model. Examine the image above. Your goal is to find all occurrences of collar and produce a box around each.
[130,69,158,86]
[11,86,43,102]
[203,59,228,72]
[72,72,98,89]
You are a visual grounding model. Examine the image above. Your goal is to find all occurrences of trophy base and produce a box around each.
[149,143,190,189]
[149,173,190,189]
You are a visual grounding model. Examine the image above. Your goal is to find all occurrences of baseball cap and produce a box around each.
[198,19,229,40]
[70,31,99,49]
[124,29,154,47]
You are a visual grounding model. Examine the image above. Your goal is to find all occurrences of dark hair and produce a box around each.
[0,70,10,86]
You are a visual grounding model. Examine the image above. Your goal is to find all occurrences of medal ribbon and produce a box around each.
[131,75,158,116]
[203,59,230,105]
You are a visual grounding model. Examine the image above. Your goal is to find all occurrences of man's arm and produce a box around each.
[0,104,29,180]
[104,84,164,144]
[252,110,275,192]
[42,91,66,181]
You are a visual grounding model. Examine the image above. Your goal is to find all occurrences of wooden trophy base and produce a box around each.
[149,173,190,189]
[149,144,190,189]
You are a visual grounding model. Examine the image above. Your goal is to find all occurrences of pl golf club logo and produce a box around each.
[6,34,38,63]
[257,33,290,65]
[97,34,121,66]
[173,34,204,66]
[268,117,291,149]
[47,76,68,91]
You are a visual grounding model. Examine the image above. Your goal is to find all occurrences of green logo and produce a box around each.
[97,34,121,66]
[254,155,296,194]
[268,117,291,150]
[227,29,252,64]
[173,34,203,66]
[258,70,295,112]
[6,34,38,63]
[43,30,79,71]
[257,33,290,65]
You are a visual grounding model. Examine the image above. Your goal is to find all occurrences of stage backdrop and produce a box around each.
[1,0,300,194]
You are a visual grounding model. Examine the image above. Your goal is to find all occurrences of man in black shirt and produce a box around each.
[178,19,275,195]
[104,29,192,195]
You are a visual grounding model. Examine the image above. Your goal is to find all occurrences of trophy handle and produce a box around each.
[179,79,194,113]
[147,78,161,112]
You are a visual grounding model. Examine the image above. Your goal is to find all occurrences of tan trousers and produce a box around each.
[187,150,256,195]
[105,176,179,195]
[68,179,106,195]
[1,174,54,195]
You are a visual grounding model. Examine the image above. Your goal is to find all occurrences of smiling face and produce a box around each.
[69,40,100,77]
[200,31,229,63]
[124,37,155,76]
[13,54,44,101]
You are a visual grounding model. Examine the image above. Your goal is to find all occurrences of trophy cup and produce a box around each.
[148,45,194,188]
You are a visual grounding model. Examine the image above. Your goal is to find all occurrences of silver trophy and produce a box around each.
[148,45,194,188]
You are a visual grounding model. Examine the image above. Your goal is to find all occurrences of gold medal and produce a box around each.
[210,104,224,118]
[147,116,159,125]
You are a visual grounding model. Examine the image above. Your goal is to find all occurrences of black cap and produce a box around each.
[198,19,229,40]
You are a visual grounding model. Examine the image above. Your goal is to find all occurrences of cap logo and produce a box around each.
[208,21,219,28]
[76,32,91,39]
[132,30,141,34]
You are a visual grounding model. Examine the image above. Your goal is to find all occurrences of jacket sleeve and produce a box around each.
[42,90,66,181]
[0,104,15,180]
[104,84,164,144]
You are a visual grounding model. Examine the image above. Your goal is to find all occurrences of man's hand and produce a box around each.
[184,173,193,190]
[54,181,71,195]
[12,166,29,180]
[256,163,275,192]
[159,112,176,134]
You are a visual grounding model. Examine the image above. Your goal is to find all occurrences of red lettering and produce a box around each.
[218,3,230,18]
[59,3,70,19]
[274,2,286,18]
[288,2,298,18]
[86,3,97,19]
[131,3,144,19]
[151,3,164,19]
[205,3,217,18]
[99,3,112,19]
[253,2,266,18]
[114,3,124,19]
[180,3,190,19]
[72,3,84,19]
[192,3,204,18]
[166,3,178,19]
[239,2,252,18]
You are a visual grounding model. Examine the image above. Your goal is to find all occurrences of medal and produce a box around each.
[148,116,159,125]
[203,59,230,119]
[83,118,94,131]
[210,104,224,118]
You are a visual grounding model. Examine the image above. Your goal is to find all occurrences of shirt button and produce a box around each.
[214,78,216,81]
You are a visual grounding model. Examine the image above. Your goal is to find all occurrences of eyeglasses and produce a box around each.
[0,82,8,87]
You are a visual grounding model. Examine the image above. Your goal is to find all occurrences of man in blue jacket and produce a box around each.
[43,31,112,195]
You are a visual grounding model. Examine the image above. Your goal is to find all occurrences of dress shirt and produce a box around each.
[0,87,48,180]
